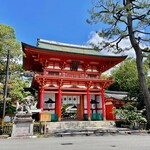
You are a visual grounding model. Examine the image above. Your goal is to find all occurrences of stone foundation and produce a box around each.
[11,113,34,138]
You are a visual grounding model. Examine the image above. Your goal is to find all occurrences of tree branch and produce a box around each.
[134,30,150,35]
[132,14,146,20]
[142,48,150,53]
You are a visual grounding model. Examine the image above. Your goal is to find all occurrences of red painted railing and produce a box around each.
[47,72,101,79]
[45,72,113,81]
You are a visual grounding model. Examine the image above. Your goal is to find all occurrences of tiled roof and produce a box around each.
[37,39,125,57]
[105,90,128,100]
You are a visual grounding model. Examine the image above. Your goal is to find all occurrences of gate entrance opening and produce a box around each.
[61,95,79,120]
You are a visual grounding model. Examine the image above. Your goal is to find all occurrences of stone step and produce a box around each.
[46,121,115,133]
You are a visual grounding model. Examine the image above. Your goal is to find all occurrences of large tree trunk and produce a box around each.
[126,0,150,129]
[135,50,150,129]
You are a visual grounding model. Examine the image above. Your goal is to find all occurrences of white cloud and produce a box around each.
[87,30,150,75]
[87,31,136,57]
[87,31,103,46]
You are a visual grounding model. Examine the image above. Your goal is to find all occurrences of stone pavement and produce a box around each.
[1,120,150,139]
[0,135,9,139]
[1,135,150,150]
[53,127,150,137]
[0,127,150,138]
[46,121,149,137]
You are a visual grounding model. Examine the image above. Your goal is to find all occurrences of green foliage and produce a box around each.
[88,0,150,128]
[0,24,22,78]
[5,102,16,115]
[108,57,149,102]
[111,58,139,91]
[87,0,150,52]
[0,24,31,116]
[115,102,147,126]
[115,119,130,127]
[0,24,21,57]
[61,104,70,115]
[8,75,31,101]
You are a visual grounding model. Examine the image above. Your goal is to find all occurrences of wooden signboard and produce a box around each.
[40,111,51,122]
[40,111,51,134]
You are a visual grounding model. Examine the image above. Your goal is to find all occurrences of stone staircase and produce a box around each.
[46,121,115,133]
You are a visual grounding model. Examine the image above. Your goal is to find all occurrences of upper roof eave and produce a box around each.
[22,42,127,59]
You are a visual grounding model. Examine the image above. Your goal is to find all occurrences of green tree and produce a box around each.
[0,24,21,78]
[0,24,20,57]
[0,24,30,116]
[0,24,22,83]
[109,58,149,100]
[88,0,150,128]
[115,102,147,129]
[109,58,150,112]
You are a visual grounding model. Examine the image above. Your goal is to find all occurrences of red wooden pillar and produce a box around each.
[77,95,84,120]
[80,95,84,120]
[57,87,62,121]
[87,89,91,121]
[55,93,58,114]
[101,89,106,120]
[38,88,44,111]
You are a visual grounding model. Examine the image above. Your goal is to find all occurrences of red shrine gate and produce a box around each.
[22,39,127,121]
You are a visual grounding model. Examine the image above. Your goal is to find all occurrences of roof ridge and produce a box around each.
[37,38,93,50]
[105,90,128,95]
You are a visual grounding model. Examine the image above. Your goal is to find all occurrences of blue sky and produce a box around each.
[0,0,100,46]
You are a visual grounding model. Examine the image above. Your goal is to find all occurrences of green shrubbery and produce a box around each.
[115,102,147,129]
[115,120,130,128]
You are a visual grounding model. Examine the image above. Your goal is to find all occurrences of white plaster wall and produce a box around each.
[84,95,100,108]
[90,94,95,100]
[62,96,79,104]
[84,95,87,109]
[96,96,102,114]
[96,96,102,108]
[84,110,87,114]
[90,95,95,109]
[84,94,96,114]
[84,95,102,114]
[44,93,55,111]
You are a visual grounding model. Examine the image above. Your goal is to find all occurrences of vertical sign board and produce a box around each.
[40,111,51,122]
[40,111,51,134]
